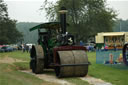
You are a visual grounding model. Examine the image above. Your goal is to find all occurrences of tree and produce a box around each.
[16,22,40,44]
[113,19,128,32]
[42,0,117,42]
[0,0,23,44]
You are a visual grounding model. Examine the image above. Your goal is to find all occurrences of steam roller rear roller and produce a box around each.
[55,50,89,77]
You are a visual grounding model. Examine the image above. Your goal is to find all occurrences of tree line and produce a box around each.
[16,22,40,44]
[16,19,128,44]
[16,0,128,44]
[0,0,22,45]
[42,0,117,42]
[113,19,128,32]
[1,0,128,45]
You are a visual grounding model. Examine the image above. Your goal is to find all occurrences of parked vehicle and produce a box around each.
[0,45,3,47]
[11,45,18,50]
[1,46,13,52]
[0,47,5,52]
[7,46,14,52]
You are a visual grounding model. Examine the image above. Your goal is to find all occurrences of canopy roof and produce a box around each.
[102,32,125,36]
[29,22,61,31]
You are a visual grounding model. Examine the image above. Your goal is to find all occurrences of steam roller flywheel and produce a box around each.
[55,50,89,77]
[30,45,44,74]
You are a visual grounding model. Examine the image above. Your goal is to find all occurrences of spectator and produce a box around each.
[94,44,96,50]
[80,41,84,46]
[101,46,104,51]
[22,44,26,52]
[88,45,92,52]
[26,45,29,53]
[114,44,117,51]
[104,45,108,51]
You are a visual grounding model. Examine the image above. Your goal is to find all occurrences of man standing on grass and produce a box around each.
[22,44,26,52]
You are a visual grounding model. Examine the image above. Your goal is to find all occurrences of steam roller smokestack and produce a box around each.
[59,7,67,34]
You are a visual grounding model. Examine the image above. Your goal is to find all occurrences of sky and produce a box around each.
[3,0,128,22]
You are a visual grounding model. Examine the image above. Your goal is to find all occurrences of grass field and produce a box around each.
[0,51,128,85]
[0,51,56,85]
[0,51,90,85]
[88,52,128,85]
[0,51,30,61]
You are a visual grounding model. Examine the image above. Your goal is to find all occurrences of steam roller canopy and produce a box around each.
[55,50,88,77]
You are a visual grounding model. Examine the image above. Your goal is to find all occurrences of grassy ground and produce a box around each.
[2,51,128,85]
[63,77,91,85]
[0,63,45,85]
[88,52,128,85]
[0,51,90,85]
[0,51,56,85]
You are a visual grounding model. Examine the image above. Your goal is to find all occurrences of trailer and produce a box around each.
[95,32,128,50]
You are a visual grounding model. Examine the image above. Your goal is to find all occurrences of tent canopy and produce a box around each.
[103,32,125,36]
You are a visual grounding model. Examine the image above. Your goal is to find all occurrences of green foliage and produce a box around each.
[16,22,40,44]
[0,0,23,44]
[113,19,128,32]
[42,0,117,42]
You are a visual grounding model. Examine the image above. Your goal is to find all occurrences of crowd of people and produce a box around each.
[21,44,31,53]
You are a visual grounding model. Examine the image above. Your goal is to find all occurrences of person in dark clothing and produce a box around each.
[23,44,26,52]
[114,44,117,51]
[80,41,84,46]
[26,45,29,53]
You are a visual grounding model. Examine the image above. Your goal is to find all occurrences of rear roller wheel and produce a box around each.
[30,45,44,74]
[123,43,128,66]
[55,50,89,78]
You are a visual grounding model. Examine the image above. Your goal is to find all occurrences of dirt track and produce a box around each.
[80,76,112,85]
[0,56,26,64]
[0,56,113,85]
[21,70,112,85]
[21,70,75,85]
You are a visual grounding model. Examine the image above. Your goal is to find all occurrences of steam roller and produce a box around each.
[29,7,90,78]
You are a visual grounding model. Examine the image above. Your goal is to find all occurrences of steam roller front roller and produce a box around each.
[30,45,44,74]
[55,50,89,77]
